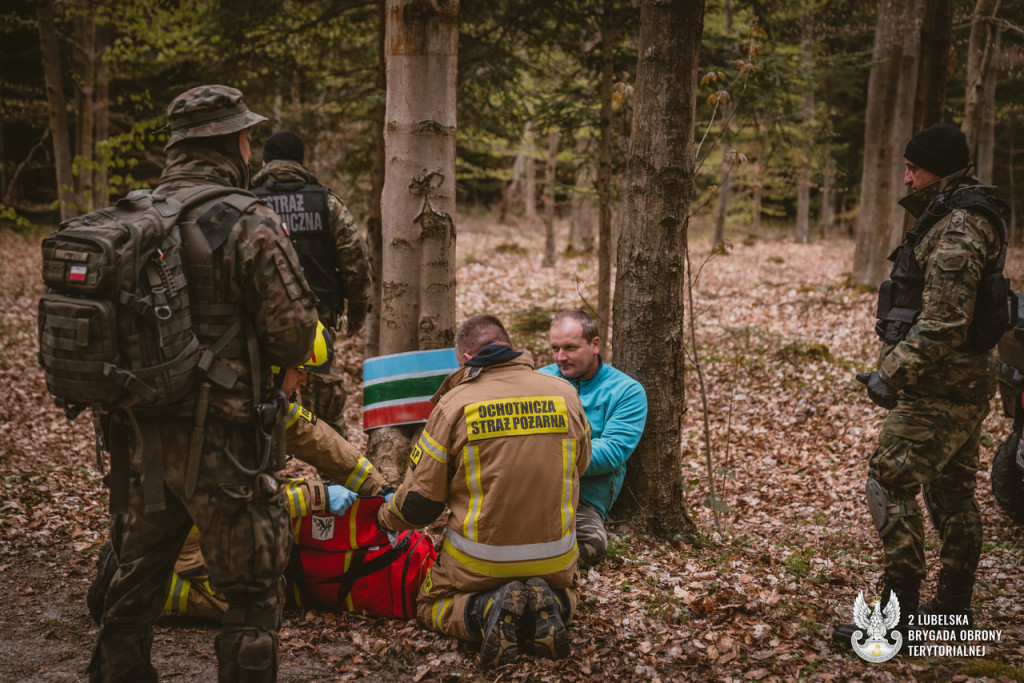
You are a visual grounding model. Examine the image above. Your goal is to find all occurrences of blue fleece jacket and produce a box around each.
[539,359,647,518]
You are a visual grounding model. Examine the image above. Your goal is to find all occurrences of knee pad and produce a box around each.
[866,478,920,538]
[216,628,277,682]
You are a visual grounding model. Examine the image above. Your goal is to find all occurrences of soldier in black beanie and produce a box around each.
[834,121,1011,653]
[902,122,971,185]
[251,131,371,440]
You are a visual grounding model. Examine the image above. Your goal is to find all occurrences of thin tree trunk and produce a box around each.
[370,0,458,472]
[73,1,96,211]
[795,5,814,244]
[94,16,109,206]
[820,78,835,236]
[597,0,614,344]
[612,0,703,539]
[36,0,75,220]
[962,0,995,171]
[542,130,558,268]
[524,121,537,222]
[913,0,953,133]
[567,136,596,255]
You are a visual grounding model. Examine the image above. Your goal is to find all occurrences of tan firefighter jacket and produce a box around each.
[164,399,387,619]
[378,352,591,591]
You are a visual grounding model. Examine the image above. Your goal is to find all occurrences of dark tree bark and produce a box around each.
[597,0,614,344]
[366,0,387,358]
[612,0,703,539]
[36,0,75,220]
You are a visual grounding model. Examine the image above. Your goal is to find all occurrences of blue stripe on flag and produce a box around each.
[363,349,459,383]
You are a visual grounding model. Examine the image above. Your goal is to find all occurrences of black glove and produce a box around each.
[856,371,899,410]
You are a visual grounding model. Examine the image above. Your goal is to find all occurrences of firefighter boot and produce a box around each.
[522,577,571,659]
[832,574,919,650]
[466,581,528,667]
[917,568,975,631]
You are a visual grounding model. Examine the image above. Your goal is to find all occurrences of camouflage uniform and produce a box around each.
[868,170,1001,584]
[252,159,371,439]
[88,86,319,683]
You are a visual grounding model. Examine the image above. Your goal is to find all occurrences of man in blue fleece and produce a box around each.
[539,309,648,567]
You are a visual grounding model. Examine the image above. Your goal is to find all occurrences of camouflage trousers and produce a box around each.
[300,370,350,439]
[867,396,987,584]
[575,501,608,568]
[88,417,292,683]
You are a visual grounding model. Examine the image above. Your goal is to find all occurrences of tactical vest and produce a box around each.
[252,181,341,313]
[875,186,1012,353]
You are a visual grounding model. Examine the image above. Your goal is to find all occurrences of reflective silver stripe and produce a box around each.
[344,458,372,491]
[446,528,576,563]
[419,431,448,463]
[463,445,482,540]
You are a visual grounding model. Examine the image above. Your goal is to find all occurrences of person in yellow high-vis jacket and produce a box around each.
[88,322,390,623]
[378,314,592,668]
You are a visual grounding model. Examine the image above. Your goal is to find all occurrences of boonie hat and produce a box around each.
[903,123,970,179]
[165,85,267,150]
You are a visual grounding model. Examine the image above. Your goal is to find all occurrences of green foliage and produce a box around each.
[0,203,35,232]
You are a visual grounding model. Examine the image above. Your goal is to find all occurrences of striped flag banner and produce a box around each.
[363,348,459,431]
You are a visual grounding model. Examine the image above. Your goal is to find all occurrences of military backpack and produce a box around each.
[37,186,257,417]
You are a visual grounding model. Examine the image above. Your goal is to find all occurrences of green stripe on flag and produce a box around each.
[363,373,452,406]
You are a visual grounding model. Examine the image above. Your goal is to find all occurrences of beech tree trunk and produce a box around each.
[612,0,703,539]
[370,0,458,471]
[851,0,922,287]
[963,0,1001,183]
[36,0,75,220]
[597,0,614,344]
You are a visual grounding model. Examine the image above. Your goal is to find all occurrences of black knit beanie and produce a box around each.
[262,130,304,164]
[903,123,970,178]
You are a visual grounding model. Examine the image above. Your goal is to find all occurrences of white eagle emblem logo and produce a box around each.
[850,590,902,663]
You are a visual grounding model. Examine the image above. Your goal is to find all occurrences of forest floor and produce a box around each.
[1,217,1023,682]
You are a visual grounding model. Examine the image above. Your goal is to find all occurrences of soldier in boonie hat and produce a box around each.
[164,84,267,150]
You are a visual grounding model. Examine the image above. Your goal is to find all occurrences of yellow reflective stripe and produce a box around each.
[348,499,360,548]
[419,431,448,464]
[292,517,302,543]
[164,574,191,614]
[431,597,453,633]
[285,401,302,429]
[442,537,577,579]
[284,481,309,518]
[292,581,304,607]
[343,458,373,491]
[188,525,199,536]
[560,439,575,536]
[386,494,410,525]
[343,550,355,611]
[463,445,482,541]
[202,580,215,596]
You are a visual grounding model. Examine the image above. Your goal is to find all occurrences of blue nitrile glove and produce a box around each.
[327,484,358,516]
[384,492,394,503]
[856,371,899,410]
